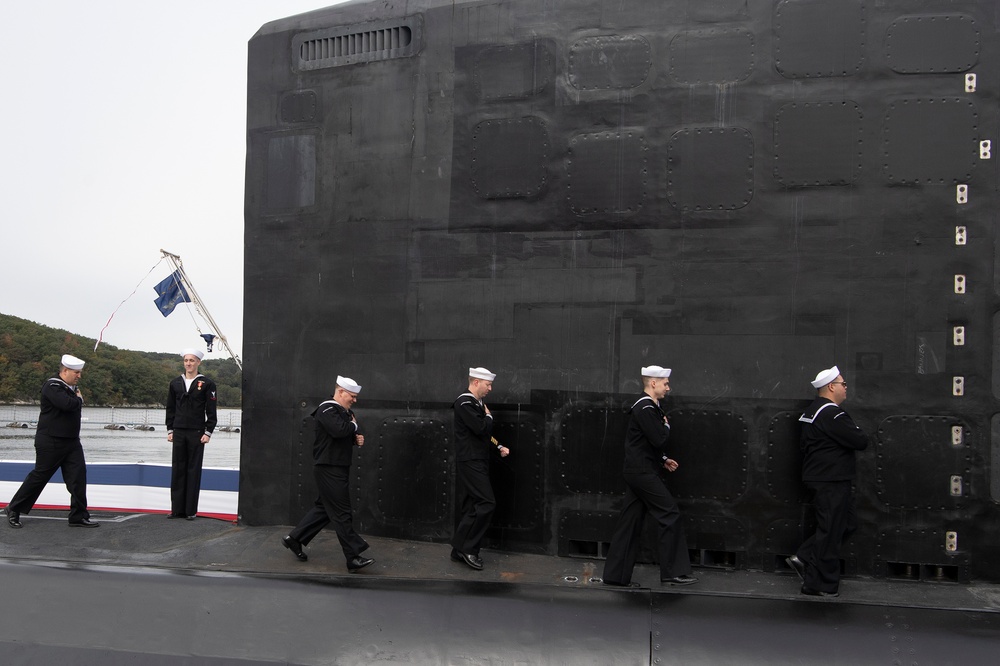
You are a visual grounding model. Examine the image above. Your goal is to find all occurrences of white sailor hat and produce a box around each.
[61,354,85,371]
[181,348,205,360]
[469,367,496,381]
[641,365,671,378]
[336,375,362,394]
[810,365,840,389]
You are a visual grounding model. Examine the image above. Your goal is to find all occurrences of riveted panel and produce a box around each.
[376,417,450,526]
[991,315,1000,400]
[875,527,971,581]
[766,411,807,504]
[279,90,318,124]
[883,98,978,184]
[774,0,866,78]
[666,127,754,212]
[764,518,807,567]
[991,415,1000,502]
[490,419,544,531]
[474,42,555,102]
[568,35,651,90]
[669,28,754,84]
[471,117,550,199]
[264,133,316,212]
[687,0,748,21]
[876,416,973,510]
[886,14,980,74]
[684,515,748,554]
[774,102,863,187]
[291,413,319,515]
[667,409,749,501]
[567,131,647,215]
[557,509,618,558]
[558,405,629,495]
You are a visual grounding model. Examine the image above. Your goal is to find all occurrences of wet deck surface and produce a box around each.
[2,510,999,665]
[2,509,998,610]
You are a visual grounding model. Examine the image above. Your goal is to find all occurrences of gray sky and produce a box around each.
[0,0,347,361]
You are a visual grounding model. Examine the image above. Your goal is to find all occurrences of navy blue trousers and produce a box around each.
[289,465,369,561]
[603,471,692,585]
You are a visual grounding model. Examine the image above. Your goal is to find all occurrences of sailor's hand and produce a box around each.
[356,434,365,447]
[499,446,509,457]
[664,458,679,472]
[200,434,211,444]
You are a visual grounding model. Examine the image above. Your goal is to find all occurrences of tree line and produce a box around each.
[0,313,241,407]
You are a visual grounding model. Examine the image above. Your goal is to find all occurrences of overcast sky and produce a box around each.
[0,0,348,362]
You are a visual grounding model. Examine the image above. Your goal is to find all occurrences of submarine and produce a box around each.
[4,1,1000,664]
[243,0,1000,585]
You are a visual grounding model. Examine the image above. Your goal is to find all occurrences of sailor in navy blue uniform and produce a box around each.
[165,348,218,519]
[450,367,509,571]
[282,375,374,572]
[787,365,869,597]
[5,354,98,528]
[603,365,696,587]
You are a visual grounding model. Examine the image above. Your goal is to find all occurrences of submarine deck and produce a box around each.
[2,510,998,665]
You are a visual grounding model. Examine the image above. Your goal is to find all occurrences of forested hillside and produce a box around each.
[0,313,241,407]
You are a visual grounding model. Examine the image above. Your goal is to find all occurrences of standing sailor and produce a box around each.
[603,365,696,587]
[5,354,99,528]
[165,348,218,519]
[787,365,869,597]
[450,367,510,571]
[282,376,374,572]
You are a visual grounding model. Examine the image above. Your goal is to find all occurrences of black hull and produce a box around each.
[242,0,1000,583]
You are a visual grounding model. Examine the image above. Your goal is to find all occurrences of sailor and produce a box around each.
[603,365,696,587]
[450,367,509,570]
[5,354,99,528]
[165,348,218,519]
[787,365,869,597]
[282,376,374,572]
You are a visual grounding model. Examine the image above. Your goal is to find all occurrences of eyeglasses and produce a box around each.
[830,381,847,387]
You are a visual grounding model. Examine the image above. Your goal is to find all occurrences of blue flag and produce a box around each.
[153,270,191,317]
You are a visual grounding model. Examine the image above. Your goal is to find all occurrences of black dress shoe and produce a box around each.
[661,575,698,586]
[166,513,183,519]
[69,519,100,528]
[6,509,21,528]
[800,585,839,597]
[786,555,806,582]
[347,556,375,572]
[453,551,483,570]
[282,536,308,561]
[185,515,196,521]
[602,580,640,588]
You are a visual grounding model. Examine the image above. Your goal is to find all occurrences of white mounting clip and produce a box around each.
[957,184,968,204]
[981,140,992,159]
[950,475,963,496]
[955,226,967,245]
[965,73,977,93]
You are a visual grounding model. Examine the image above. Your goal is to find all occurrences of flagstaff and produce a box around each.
[159,249,242,371]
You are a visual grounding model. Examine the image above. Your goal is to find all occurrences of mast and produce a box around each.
[160,249,243,371]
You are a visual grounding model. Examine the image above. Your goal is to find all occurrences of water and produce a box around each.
[0,406,240,468]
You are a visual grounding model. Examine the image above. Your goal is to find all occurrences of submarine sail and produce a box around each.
[242,0,1000,583]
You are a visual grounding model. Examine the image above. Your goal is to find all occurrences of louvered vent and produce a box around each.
[293,16,420,70]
